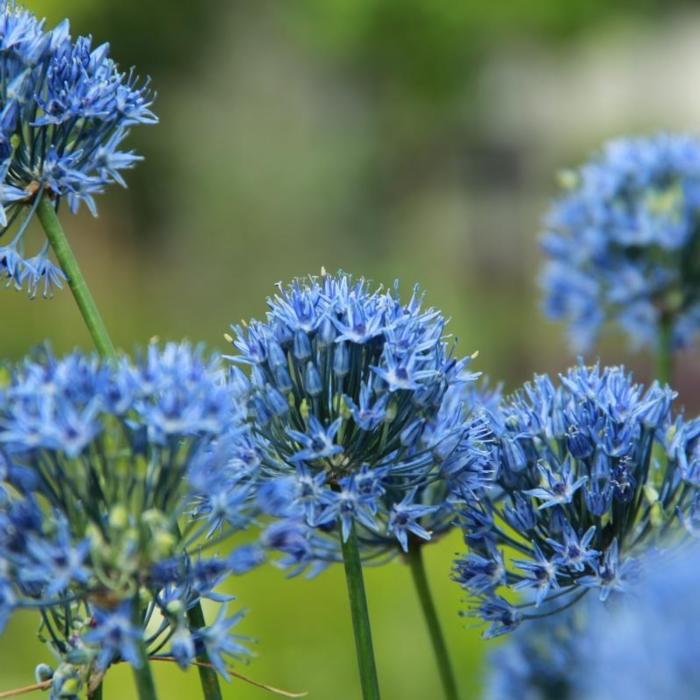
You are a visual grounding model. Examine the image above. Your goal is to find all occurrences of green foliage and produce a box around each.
[283,0,682,100]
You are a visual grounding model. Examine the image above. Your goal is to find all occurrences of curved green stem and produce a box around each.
[656,315,674,386]
[340,525,381,700]
[406,546,459,700]
[187,602,224,700]
[35,196,116,359]
[37,196,116,700]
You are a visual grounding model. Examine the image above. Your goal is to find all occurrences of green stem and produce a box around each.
[656,315,674,386]
[36,196,116,359]
[340,525,381,700]
[406,546,459,700]
[36,200,219,700]
[131,643,159,700]
[187,602,224,700]
[37,196,116,700]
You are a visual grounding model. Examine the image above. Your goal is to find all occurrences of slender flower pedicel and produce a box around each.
[0,344,258,700]
[454,361,699,637]
[228,271,493,700]
[540,134,700,382]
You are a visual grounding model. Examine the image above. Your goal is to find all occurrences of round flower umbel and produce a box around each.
[454,361,698,638]
[578,545,700,700]
[227,271,492,563]
[0,2,156,298]
[482,608,587,700]
[0,344,257,693]
[540,134,700,353]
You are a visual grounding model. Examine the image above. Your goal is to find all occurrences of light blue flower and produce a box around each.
[541,133,700,352]
[523,462,587,510]
[578,546,700,700]
[0,2,156,297]
[483,608,586,700]
[84,603,143,672]
[513,544,560,607]
[0,344,258,681]
[170,626,196,671]
[197,606,251,681]
[230,271,493,562]
[387,492,439,552]
[456,361,698,633]
[578,540,637,602]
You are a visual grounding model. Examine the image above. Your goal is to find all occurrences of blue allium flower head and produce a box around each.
[228,271,493,567]
[483,608,587,700]
[455,361,699,636]
[0,2,156,298]
[541,134,700,352]
[0,343,258,688]
[577,545,700,700]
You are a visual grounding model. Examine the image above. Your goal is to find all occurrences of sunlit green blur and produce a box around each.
[2,1,700,698]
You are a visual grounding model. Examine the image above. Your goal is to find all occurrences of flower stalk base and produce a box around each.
[407,545,459,700]
[341,525,381,700]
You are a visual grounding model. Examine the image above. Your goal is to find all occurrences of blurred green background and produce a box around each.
[3,1,700,698]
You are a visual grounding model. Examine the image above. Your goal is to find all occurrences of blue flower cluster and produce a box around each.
[578,545,700,700]
[455,361,698,637]
[0,2,156,298]
[484,546,700,700]
[482,609,586,700]
[227,271,493,568]
[540,134,700,352]
[0,344,258,693]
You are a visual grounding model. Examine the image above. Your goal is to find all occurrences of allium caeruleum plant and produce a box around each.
[576,545,700,700]
[228,271,493,700]
[482,608,585,700]
[0,344,258,700]
[540,134,700,384]
[454,361,699,638]
[0,1,155,356]
[485,546,700,699]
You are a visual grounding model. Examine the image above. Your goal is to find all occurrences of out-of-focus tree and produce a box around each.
[29,0,224,73]
[286,0,686,101]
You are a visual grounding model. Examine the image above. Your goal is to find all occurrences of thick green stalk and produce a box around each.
[35,196,116,359]
[406,545,459,700]
[131,643,159,700]
[656,315,674,386]
[340,525,381,700]
[187,603,224,700]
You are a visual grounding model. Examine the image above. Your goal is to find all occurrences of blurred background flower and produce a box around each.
[576,545,700,700]
[4,0,700,697]
[481,607,585,700]
[540,134,700,357]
